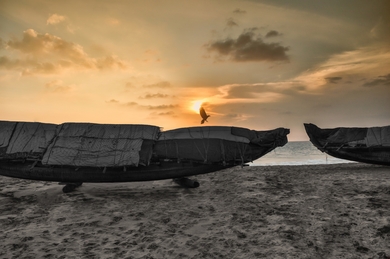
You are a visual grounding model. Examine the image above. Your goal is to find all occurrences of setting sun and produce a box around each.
[191,100,204,114]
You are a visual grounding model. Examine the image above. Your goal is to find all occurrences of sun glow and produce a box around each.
[191,100,204,114]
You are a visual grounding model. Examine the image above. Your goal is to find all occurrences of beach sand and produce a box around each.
[1,163,390,259]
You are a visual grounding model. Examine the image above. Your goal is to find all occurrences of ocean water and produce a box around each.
[251,141,355,166]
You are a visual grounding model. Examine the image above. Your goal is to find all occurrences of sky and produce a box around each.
[1,0,389,141]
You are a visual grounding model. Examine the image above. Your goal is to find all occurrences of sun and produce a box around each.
[191,100,203,114]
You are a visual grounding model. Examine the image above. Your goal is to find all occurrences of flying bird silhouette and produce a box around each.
[200,106,210,124]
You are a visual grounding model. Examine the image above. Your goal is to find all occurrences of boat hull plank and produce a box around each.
[0,161,232,183]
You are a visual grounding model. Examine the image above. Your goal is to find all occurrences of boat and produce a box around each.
[0,121,290,192]
[304,123,390,166]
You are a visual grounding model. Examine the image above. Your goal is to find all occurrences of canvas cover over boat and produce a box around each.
[312,125,390,147]
[1,121,288,168]
[154,126,289,163]
[0,121,17,156]
[0,121,57,159]
[41,123,161,167]
[366,127,390,147]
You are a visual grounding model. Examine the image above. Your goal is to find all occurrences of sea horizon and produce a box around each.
[251,140,355,166]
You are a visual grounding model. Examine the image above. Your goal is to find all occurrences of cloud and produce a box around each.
[143,81,171,88]
[106,99,178,110]
[147,104,178,110]
[223,113,250,122]
[325,76,342,84]
[205,30,289,62]
[96,55,126,69]
[226,18,238,28]
[265,30,282,38]
[293,44,390,89]
[106,99,119,103]
[0,29,127,74]
[139,93,169,99]
[0,56,61,74]
[363,73,390,87]
[221,84,263,99]
[233,9,246,14]
[211,45,390,108]
[151,111,175,116]
[46,14,75,33]
[124,101,139,107]
[209,44,390,106]
[47,14,66,25]
[369,17,390,41]
[219,82,305,102]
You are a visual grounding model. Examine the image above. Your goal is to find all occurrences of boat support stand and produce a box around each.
[173,178,200,188]
[59,182,83,193]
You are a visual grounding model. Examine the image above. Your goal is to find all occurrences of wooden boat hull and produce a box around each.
[304,123,390,166]
[0,139,285,183]
[0,160,234,183]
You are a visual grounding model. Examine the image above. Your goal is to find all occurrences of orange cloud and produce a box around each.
[143,81,171,88]
[1,29,127,75]
[47,14,66,25]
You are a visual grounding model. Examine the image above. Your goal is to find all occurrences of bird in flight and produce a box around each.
[200,106,210,124]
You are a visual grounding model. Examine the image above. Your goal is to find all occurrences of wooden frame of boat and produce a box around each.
[0,160,232,191]
[0,160,233,183]
[304,123,390,166]
[0,148,272,193]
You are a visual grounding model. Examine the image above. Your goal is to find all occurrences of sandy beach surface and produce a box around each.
[1,163,390,259]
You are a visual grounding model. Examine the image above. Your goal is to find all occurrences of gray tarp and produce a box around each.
[159,126,250,143]
[327,127,368,143]
[0,121,57,158]
[324,125,390,147]
[42,123,160,167]
[366,126,390,147]
[0,121,17,149]
[6,122,57,155]
[154,126,288,163]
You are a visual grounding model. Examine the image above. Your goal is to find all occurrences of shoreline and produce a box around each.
[1,163,390,258]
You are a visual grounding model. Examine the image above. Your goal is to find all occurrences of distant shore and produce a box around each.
[1,163,390,258]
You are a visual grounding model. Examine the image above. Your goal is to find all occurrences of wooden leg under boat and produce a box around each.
[173,177,200,188]
[59,182,83,193]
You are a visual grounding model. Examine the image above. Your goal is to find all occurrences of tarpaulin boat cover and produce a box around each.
[155,126,288,163]
[319,125,390,147]
[326,127,368,144]
[366,126,390,147]
[0,121,57,158]
[159,126,250,143]
[42,123,160,167]
[231,127,289,146]
[0,121,18,157]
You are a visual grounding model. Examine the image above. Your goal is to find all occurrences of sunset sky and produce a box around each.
[1,0,389,140]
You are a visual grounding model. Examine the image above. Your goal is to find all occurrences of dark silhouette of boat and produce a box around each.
[304,123,390,166]
[0,121,289,192]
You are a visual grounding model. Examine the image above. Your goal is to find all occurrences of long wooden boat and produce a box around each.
[304,123,390,166]
[0,121,289,191]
